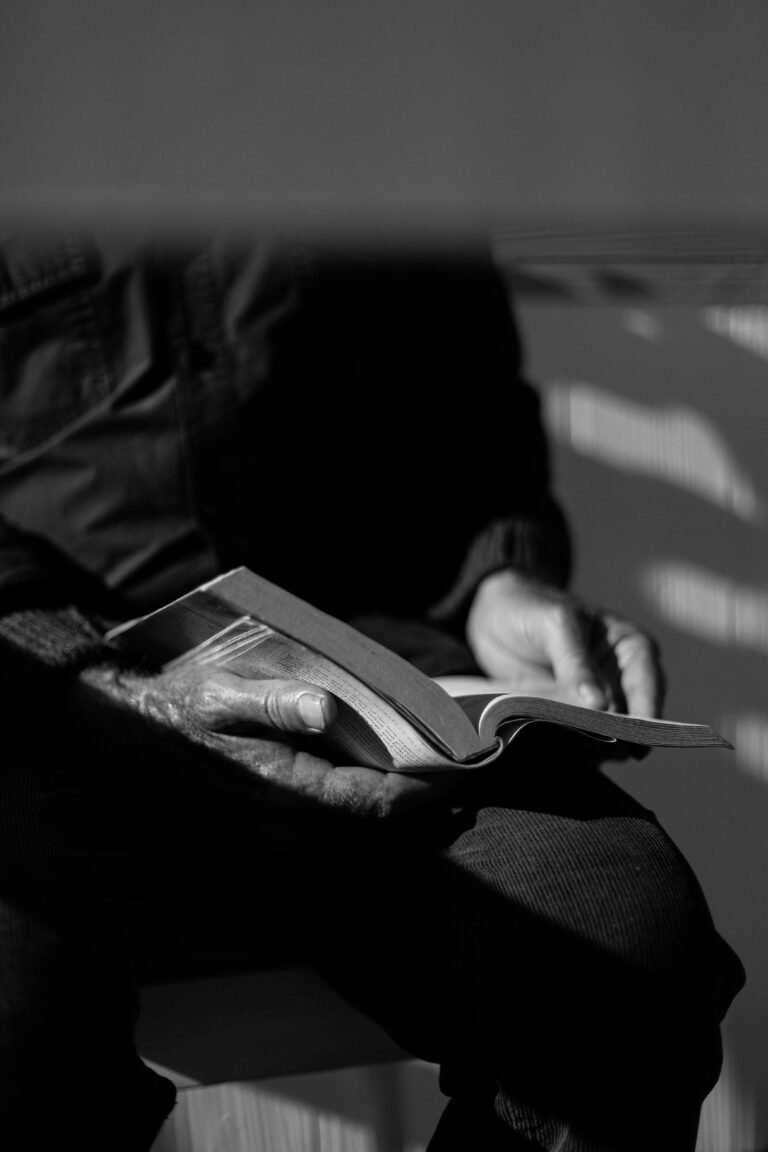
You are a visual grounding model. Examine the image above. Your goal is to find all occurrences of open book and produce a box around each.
[106,567,730,772]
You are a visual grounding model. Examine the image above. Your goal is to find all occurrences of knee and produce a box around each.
[576,812,741,1004]
[575,813,713,971]
[467,797,743,1013]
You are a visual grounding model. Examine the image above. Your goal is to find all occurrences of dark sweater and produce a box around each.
[0,234,569,687]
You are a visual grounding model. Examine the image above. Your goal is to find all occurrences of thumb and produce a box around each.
[545,610,608,710]
[205,672,338,734]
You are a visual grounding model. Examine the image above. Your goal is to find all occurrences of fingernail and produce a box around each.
[298,692,329,731]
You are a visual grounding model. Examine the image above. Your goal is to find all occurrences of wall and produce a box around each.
[3,1,768,234]
[516,286,768,1150]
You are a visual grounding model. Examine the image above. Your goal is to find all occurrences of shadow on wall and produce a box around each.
[516,300,768,1152]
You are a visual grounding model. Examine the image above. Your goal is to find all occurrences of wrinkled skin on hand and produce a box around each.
[467,570,665,757]
[74,661,464,833]
[70,569,661,828]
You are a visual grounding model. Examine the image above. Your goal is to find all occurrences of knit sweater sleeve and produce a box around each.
[0,517,127,724]
[423,265,571,630]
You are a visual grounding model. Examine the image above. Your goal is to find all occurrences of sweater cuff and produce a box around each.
[0,604,113,675]
[428,513,571,627]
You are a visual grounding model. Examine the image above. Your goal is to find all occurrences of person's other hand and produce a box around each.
[467,570,665,718]
[74,661,461,827]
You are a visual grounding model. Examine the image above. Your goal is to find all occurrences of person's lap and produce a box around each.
[0,725,743,1151]
[287,733,743,1149]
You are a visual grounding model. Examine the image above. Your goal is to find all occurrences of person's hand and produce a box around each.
[466,570,665,718]
[73,661,461,830]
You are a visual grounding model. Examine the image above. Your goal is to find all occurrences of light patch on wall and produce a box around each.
[705,306,768,361]
[696,1041,758,1152]
[154,1079,377,1152]
[544,383,761,521]
[641,562,768,653]
[720,712,768,785]
[621,309,663,341]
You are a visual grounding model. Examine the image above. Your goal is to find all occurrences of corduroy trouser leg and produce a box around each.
[0,728,744,1151]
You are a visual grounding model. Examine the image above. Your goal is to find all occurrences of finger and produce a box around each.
[617,637,663,717]
[606,618,664,717]
[198,672,337,734]
[588,618,628,713]
[319,763,460,817]
[544,605,609,710]
[246,750,460,818]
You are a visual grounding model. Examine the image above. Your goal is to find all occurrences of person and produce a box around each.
[0,231,744,1151]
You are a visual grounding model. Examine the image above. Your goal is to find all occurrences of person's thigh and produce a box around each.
[292,733,744,1150]
[1,723,742,1150]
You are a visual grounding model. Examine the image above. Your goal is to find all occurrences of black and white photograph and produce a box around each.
[1,4,766,1150]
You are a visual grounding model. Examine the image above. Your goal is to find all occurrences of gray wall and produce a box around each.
[518,296,768,1149]
[3,1,768,233]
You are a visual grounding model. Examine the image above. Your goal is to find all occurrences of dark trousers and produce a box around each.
[0,726,744,1151]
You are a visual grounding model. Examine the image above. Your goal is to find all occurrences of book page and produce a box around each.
[435,675,728,749]
[465,693,727,749]
[111,571,485,760]
[206,570,485,760]
[187,628,463,771]
[435,674,578,703]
